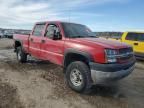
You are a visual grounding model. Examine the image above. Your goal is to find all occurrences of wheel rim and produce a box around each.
[70,69,83,87]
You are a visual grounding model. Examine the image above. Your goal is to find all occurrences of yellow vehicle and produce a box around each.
[99,32,144,58]
[121,32,144,58]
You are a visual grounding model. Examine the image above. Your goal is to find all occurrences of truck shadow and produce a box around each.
[22,59,126,99]
[89,85,125,98]
[27,60,50,64]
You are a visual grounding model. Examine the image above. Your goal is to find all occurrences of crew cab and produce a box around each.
[13,21,135,93]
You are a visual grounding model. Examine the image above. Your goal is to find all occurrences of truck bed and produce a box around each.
[13,34,30,53]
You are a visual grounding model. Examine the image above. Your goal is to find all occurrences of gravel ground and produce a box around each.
[0,39,144,108]
[0,79,24,108]
[0,38,13,50]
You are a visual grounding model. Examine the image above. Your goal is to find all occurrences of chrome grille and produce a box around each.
[118,47,134,62]
[119,47,133,55]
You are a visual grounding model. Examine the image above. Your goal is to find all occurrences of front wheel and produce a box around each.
[66,61,92,93]
[16,47,27,63]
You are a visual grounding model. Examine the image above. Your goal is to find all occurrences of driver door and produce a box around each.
[40,23,64,65]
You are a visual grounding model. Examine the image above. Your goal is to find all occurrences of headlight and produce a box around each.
[105,49,118,63]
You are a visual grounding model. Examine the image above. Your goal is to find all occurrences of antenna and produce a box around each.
[68,8,71,23]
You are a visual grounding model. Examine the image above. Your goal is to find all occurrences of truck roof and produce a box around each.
[35,21,78,25]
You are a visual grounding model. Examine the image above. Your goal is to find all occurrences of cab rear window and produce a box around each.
[126,32,144,41]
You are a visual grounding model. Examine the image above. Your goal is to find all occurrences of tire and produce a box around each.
[66,61,92,93]
[16,47,27,63]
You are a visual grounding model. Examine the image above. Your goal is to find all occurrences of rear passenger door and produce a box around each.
[29,24,45,58]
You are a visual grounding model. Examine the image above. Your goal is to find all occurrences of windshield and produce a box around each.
[62,22,96,38]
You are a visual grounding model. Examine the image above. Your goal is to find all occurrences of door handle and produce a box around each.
[41,40,45,43]
[134,43,138,45]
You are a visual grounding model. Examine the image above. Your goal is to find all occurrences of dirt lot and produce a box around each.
[0,38,144,108]
[0,38,13,50]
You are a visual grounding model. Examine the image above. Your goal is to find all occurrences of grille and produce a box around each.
[118,47,134,62]
[119,47,133,54]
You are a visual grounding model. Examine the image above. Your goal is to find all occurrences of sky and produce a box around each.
[0,0,144,31]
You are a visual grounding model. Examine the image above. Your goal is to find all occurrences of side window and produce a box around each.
[33,24,45,36]
[125,33,137,41]
[138,34,144,41]
[45,24,60,38]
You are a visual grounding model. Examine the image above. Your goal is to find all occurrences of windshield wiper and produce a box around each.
[70,36,85,38]
[69,35,97,38]
[81,36,97,38]
[87,36,97,38]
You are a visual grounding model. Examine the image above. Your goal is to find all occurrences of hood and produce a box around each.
[69,37,130,49]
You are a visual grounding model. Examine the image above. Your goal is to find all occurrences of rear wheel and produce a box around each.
[16,47,27,63]
[66,61,92,93]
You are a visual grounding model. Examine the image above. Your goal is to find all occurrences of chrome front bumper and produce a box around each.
[90,62,135,85]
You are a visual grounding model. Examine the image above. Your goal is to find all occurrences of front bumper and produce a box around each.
[135,52,144,60]
[90,60,135,84]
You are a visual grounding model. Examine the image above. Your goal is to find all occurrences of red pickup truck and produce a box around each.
[13,21,135,93]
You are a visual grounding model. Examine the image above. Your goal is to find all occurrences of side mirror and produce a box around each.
[45,29,62,40]
[53,30,62,40]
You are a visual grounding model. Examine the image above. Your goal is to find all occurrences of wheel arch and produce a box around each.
[63,49,93,72]
[14,40,23,51]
